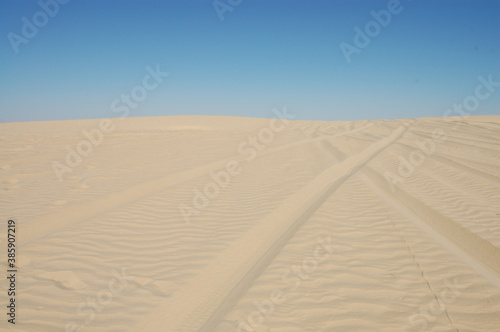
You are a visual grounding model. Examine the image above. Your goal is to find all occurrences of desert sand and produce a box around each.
[1,114,500,331]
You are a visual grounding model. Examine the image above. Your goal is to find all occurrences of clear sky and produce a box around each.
[0,0,499,122]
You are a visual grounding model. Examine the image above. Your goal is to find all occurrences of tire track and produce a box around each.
[314,126,500,288]
[393,141,500,184]
[356,167,500,289]
[134,125,408,331]
[20,125,374,246]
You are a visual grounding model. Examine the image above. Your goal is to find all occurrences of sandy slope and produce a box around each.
[1,115,499,331]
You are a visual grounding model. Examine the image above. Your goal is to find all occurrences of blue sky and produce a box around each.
[0,0,499,122]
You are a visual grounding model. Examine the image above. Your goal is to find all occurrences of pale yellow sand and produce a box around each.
[1,115,499,331]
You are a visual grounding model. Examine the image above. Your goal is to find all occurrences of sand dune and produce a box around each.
[1,115,499,331]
